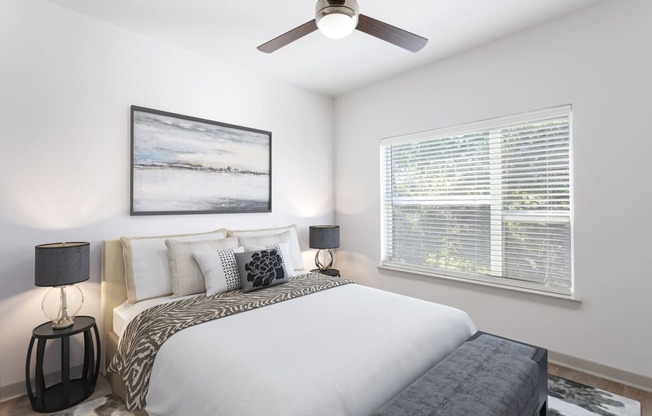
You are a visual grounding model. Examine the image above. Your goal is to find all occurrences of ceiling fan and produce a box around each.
[257,0,428,53]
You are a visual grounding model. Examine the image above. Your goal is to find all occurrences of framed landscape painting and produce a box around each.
[130,106,272,215]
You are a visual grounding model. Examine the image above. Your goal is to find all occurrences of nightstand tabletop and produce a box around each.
[32,316,95,338]
[311,268,341,277]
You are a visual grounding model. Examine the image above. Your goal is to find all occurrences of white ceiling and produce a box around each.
[46,0,604,97]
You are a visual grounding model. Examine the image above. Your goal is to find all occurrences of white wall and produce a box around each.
[0,0,334,398]
[334,0,652,388]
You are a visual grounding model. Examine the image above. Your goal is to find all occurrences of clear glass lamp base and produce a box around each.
[42,285,83,330]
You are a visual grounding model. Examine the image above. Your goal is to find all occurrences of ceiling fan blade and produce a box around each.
[257,20,318,53]
[356,14,428,53]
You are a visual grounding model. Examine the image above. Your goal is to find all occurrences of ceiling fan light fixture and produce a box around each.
[315,0,359,40]
[257,0,428,54]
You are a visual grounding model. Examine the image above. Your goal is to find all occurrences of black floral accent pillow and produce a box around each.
[234,248,289,292]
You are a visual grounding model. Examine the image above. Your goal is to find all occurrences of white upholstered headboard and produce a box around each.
[100,240,127,371]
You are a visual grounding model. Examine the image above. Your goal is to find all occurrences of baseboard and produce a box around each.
[0,380,26,403]
[0,365,84,403]
[549,350,652,393]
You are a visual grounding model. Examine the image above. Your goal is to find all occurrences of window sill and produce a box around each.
[378,264,582,303]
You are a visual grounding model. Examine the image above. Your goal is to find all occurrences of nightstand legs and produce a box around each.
[35,339,46,410]
[61,336,70,407]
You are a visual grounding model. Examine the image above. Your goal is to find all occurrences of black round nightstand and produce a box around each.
[25,316,100,413]
[311,268,341,277]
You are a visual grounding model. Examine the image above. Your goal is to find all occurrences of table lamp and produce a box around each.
[309,225,340,271]
[35,242,90,329]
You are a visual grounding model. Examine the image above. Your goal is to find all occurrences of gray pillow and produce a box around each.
[235,248,289,292]
[166,237,239,297]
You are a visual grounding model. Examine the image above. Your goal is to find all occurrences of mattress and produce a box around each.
[114,283,476,416]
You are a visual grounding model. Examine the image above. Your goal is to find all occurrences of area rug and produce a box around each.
[548,375,641,416]
[54,375,641,416]
[52,394,132,416]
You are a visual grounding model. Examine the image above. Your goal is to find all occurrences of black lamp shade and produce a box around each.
[35,242,90,287]
[309,225,340,249]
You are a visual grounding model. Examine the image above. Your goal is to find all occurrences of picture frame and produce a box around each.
[130,106,272,215]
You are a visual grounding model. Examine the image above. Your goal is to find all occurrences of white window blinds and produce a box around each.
[381,106,572,295]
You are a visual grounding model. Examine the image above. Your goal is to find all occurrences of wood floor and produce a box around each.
[1,364,650,415]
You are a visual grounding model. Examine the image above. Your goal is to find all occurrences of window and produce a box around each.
[381,106,572,296]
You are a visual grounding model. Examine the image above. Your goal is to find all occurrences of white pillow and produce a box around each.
[236,231,297,275]
[229,225,304,270]
[120,229,227,304]
[194,247,245,296]
[246,241,296,278]
[166,237,239,297]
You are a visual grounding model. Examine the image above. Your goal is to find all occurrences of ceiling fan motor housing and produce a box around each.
[315,0,359,39]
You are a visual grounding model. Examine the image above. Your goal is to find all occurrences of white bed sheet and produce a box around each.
[113,294,197,338]
[119,284,475,416]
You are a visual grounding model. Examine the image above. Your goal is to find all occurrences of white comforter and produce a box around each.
[126,284,475,416]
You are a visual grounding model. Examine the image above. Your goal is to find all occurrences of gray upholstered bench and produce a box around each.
[373,332,548,416]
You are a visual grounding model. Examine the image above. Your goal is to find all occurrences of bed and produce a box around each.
[100,227,477,416]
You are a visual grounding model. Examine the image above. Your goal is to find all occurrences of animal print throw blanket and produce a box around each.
[108,273,355,411]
